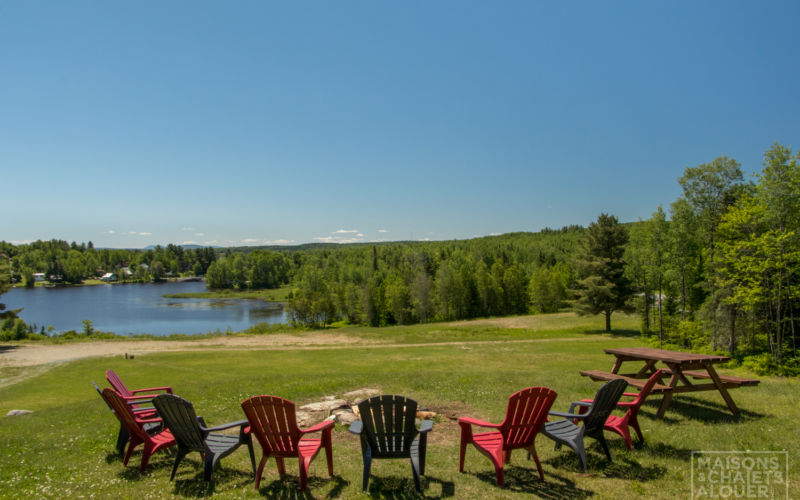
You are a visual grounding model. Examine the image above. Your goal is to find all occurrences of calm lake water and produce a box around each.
[4,281,286,336]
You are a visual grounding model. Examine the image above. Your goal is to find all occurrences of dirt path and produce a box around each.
[0,333,364,368]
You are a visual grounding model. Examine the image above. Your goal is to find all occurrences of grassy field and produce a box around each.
[0,313,795,499]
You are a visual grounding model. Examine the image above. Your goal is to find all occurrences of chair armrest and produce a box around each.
[617,401,637,408]
[120,394,154,401]
[548,410,588,420]
[622,392,639,398]
[457,416,501,429]
[418,419,433,433]
[135,417,163,425]
[131,406,156,413]
[202,419,249,433]
[568,401,593,413]
[300,420,335,435]
[130,386,173,395]
[349,420,363,435]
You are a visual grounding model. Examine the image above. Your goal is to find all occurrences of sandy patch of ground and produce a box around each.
[0,333,362,368]
[446,312,578,330]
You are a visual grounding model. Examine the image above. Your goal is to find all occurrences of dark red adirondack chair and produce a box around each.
[103,388,176,472]
[458,386,558,486]
[576,369,664,450]
[105,369,173,411]
[241,395,334,491]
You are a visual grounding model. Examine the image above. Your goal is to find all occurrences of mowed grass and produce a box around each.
[0,313,796,499]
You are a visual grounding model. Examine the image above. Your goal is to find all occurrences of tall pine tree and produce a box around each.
[573,213,632,331]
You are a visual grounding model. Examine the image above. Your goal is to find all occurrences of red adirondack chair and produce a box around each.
[103,388,176,471]
[241,395,334,491]
[576,369,664,450]
[105,369,173,410]
[458,386,558,486]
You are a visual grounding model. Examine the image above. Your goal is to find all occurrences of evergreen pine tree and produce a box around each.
[573,213,633,331]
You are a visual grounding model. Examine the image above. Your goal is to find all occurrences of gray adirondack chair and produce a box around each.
[92,381,160,457]
[349,395,433,493]
[541,378,628,471]
[152,394,255,482]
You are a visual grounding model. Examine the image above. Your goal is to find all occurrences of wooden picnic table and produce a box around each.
[580,347,759,419]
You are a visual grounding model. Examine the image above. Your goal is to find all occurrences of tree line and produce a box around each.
[0,240,217,285]
[2,141,798,371]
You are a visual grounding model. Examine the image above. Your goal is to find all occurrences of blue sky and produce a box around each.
[2,1,798,248]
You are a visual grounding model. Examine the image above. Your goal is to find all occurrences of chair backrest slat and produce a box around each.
[241,396,300,455]
[102,388,150,441]
[152,394,205,451]
[105,370,133,398]
[582,379,628,433]
[358,395,418,457]
[501,387,557,449]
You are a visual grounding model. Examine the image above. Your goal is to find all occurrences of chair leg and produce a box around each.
[299,456,310,491]
[323,431,334,476]
[361,451,372,492]
[458,439,468,473]
[410,455,422,492]
[275,457,286,475]
[569,438,588,472]
[115,423,130,457]
[630,414,644,443]
[597,433,612,462]
[418,434,428,476]
[204,453,216,482]
[254,455,268,490]
[245,435,256,477]
[170,450,187,481]
[140,443,155,472]
[529,446,544,480]
[494,464,504,487]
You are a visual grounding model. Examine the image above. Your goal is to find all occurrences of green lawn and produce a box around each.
[0,313,795,499]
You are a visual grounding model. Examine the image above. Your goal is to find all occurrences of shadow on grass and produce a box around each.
[171,460,255,498]
[468,467,593,499]
[543,441,665,482]
[0,345,21,354]
[657,396,766,423]
[256,474,349,499]
[364,475,455,499]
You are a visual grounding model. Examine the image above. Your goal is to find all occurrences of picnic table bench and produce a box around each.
[580,347,759,419]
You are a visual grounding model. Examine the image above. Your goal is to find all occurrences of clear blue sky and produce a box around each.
[2,1,798,248]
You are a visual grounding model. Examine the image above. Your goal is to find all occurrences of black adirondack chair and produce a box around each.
[152,394,255,482]
[349,395,433,493]
[541,378,628,471]
[92,381,160,457]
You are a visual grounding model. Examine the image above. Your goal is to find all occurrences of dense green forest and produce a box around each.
[1,141,798,372]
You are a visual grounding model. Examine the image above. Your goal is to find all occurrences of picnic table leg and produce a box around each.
[611,357,624,374]
[704,364,740,417]
[656,364,682,419]
[634,359,658,378]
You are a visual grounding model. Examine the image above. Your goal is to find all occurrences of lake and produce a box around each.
[4,281,287,336]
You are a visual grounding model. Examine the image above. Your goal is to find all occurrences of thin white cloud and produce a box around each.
[204,240,218,245]
[139,232,152,236]
[127,230,137,234]
[181,240,200,245]
[105,230,115,234]
[265,239,295,245]
[419,237,431,241]
[9,240,33,245]
[241,238,259,244]
[378,229,389,233]
[181,227,194,232]
[314,236,337,243]
[356,233,365,237]
[314,233,366,244]
[195,232,205,237]
[333,229,359,234]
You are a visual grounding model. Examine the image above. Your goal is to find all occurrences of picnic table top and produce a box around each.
[603,347,730,365]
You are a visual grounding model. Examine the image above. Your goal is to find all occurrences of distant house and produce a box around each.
[33,273,46,282]
[100,272,117,282]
